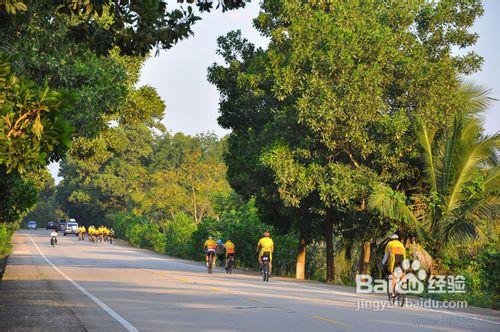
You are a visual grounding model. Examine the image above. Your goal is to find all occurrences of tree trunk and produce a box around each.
[357,241,371,276]
[296,234,307,280]
[362,241,371,274]
[325,209,334,283]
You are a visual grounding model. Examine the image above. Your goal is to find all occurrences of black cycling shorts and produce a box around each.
[394,254,404,270]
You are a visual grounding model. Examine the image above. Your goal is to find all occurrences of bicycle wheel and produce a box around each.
[386,276,392,302]
[262,262,269,281]
[208,254,213,274]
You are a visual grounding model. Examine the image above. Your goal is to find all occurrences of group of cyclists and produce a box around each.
[202,230,407,297]
[203,231,274,277]
[77,225,115,244]
[51,218,406,294]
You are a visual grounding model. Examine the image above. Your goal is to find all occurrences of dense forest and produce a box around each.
[1,0,498,308]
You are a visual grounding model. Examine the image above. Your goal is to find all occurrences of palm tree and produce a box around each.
[369,83,499,258]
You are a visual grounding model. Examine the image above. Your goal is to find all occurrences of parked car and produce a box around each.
[28,221,37,230]
[46,221,56,230]
[64,220,78,236]
[57,220,67,232]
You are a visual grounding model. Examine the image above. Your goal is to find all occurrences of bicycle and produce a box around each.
[225,254,234,274]
[261,252,271,282]
[207,250,216,274]
[386,266,406,307]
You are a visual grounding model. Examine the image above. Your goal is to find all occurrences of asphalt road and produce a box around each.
[5,230,499,331]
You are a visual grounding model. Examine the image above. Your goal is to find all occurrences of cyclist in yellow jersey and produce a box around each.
[78,226,86,241]
[382,234,406,297]
[257,232,274,275]
[224,239,235,270]
[203,235,217,267]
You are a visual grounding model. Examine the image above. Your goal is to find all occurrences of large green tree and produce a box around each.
[0,0,250,227]
[209,0,484,281]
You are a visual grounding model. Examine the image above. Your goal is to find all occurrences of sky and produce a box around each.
[48,0,499,182]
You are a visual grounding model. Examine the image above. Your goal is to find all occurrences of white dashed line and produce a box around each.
[26,235,138,332]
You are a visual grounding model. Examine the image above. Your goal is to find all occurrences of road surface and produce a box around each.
[1,230,498,331]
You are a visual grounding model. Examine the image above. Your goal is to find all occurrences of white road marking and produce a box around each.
[29,232,498,328]
[26,235,138,332]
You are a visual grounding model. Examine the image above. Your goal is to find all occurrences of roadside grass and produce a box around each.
[0,223,18,279]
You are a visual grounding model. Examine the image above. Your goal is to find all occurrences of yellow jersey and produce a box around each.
[258,237,274,253]
[385,240,406,257]
[224,241,235,254]
[204,239,217,250]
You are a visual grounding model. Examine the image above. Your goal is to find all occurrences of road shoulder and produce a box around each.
[0,233,87,331]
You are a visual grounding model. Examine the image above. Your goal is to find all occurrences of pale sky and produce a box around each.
[49,0,499,182]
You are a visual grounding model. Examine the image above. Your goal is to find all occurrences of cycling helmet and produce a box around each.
[208,235,214,239]
[390,233,399,240]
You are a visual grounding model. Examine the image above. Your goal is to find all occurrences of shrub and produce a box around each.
[164,212,197,258]
[111,213,166,254]
[0,222,17,257]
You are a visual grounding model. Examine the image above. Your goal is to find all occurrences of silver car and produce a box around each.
[64,221,78,236]
[28,220,37,230]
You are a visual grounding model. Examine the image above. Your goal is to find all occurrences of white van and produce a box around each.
[64,219,78,236]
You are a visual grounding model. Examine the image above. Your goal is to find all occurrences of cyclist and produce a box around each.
[50,228,58,245]
[257,232,274,276]
[88,226,96,243]
[98,225,106,242]
[109,228,115,244]
[203,235,217,267]
[224,239,235,270]
[78,225,86,241]
[216,239,225,266]
[102,226,110,242]
[382,233,406,297]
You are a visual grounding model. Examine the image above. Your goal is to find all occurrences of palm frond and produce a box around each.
[442,217,477,244]
[369,184,427,241]
[417,119,437,191]
[440,117,462,197]
[446,127,499,213]
[465,195,499,225]
[482,165,500,193]
[457,80,496,116]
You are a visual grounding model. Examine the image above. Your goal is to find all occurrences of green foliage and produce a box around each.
[0,54,74,174]
[112,213,166,254]
[370,111,499,256]
[426,245,499,309]
[1,0,249,57]
[0,222,17,257]
[191,197,297,274]
[23,171,64,227]
[0,166,37,224]
[164,213,197,258]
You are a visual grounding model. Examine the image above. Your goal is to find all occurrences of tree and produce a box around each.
[209,0,484,281]
[148,133,231,224]
[0,54,74,174]
[56,55,164,225]
[208,30,321,279]
[23,170,64,226]
[1,0,250,56]
[369,85,499,258]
